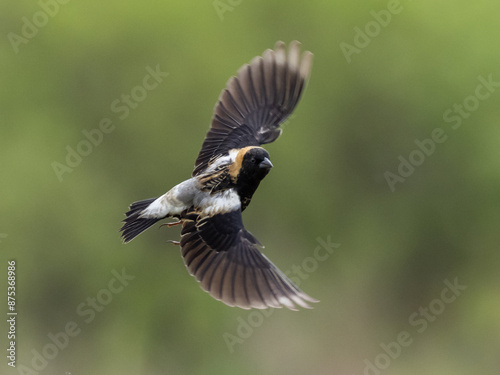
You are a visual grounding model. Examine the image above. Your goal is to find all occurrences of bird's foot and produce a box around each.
[159,220,184,229]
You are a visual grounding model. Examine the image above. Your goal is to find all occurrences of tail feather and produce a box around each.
[120,198,161,243]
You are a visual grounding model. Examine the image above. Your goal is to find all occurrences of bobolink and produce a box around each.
[120,41,315,310]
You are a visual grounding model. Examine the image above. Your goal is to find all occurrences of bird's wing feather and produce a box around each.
[180,210,318,310]
[192,41,313,176]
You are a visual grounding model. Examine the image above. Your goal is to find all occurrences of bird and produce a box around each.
[120,41,316,310]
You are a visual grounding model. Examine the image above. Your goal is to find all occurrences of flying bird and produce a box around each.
[120,41,315,310]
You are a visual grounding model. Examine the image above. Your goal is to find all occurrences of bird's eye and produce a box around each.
[250,157,256,164]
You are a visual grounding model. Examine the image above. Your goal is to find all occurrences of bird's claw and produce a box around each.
[159,220,184,229]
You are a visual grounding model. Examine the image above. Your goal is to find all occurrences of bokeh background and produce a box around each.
[1,1,499,374]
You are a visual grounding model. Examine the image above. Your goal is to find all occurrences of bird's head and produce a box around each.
[229,146,273,184]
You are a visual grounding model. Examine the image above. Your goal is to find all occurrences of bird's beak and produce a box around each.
[259,157,273,170]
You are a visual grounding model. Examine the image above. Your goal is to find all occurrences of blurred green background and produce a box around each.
[1,0,499,374]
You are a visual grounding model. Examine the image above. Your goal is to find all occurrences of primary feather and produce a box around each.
[192,40,313,176]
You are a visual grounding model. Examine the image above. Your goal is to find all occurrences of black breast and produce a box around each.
[235,162,270,211]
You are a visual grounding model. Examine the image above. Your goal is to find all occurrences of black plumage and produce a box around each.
[120,41,315,310]
[121,198,160,244]
[192,40,313,176]
[180,211,317,310]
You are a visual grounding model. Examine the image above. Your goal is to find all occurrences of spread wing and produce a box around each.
[192,41,313,176]
[180,210,318,310]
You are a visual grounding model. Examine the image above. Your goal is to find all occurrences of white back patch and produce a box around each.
[196,189,241,216]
